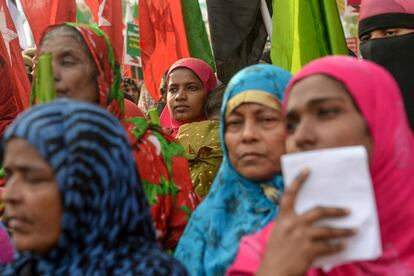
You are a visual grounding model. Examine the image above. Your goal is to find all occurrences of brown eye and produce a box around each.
[226,119,243,132]
[286,120,297,134]
[318,108,339,119]
[188,85,199,91]
[168,87,178,94]
[360,34,371,43]
[384,29,397,37]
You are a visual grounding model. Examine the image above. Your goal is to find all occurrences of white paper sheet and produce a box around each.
[281,146,382,271]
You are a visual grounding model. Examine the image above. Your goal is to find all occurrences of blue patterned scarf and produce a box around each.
[1,100,187,275]
[174,64,292,275]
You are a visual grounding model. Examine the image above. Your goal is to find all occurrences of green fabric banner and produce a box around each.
[271,0,348,73]
[181,0,216,70]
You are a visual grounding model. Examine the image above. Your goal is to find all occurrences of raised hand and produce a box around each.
[257,168,356,276]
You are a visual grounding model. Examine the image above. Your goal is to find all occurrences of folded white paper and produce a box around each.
[281,146,382,271]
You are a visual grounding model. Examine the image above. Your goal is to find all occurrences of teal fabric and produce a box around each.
[174,64,292,275]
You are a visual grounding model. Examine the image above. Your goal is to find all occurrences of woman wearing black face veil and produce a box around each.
[359,0,414,131]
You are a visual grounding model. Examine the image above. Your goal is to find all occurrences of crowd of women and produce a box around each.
[0,0,413,275]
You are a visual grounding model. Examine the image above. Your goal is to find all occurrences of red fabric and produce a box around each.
[125,122,200,249]
[124,99,145,118]
[0,52,18,138]
[228,57,414,275]
[0,0,30,111]
[360,0,414,21]
[159,58,217,137]
[19,0,76,45]
[139,0,190,100]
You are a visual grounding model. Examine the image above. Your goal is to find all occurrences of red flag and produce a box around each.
[0,48,18,137]
[139,0,190,100]
[0,0,30,111]
[85,0,124,62]
[19,0,76,45]
[84,0,99,21]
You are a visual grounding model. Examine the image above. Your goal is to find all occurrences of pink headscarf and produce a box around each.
[227,56,414,275]
[160,58,217,137]
[359,0,414,21]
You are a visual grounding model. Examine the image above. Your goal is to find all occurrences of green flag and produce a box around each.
[271,0,348,73]
[181,0,216,70]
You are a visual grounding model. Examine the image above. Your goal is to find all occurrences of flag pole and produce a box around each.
[260,0,272,40]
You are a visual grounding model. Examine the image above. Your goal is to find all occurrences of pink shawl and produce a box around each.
[160,58,217,137]
[0,222,13,264]
[227,56,414,275]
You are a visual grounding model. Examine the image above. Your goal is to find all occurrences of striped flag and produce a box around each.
[271,0,348,73]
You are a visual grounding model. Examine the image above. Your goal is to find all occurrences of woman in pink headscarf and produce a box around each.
[227,56,414,275]
[160,58,218,137]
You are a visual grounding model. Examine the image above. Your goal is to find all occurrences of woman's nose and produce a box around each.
[291,120,317,151]
[2,175,23,205]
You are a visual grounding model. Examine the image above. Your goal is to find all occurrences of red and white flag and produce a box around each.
[85,0,124,62]
[0,0,30,111]
[19,0,76,45]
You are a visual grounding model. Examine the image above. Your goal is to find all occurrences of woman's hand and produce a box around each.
[257,168,356,276]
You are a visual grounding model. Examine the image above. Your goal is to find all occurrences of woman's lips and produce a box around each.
[4,216,32,233]
[174,105,190,112]
[239,152,264,161]
[56,90,70,98]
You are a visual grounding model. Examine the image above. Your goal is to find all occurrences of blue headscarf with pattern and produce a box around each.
[0,100,187,275]
[174,64,292,275]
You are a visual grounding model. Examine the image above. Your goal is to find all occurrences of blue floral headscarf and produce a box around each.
[1,100,187,275]
[174,64,292,275]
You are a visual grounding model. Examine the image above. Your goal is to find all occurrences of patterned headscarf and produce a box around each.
[160,58,218,137]
[0,100,187,275]
[174,64,291,275]
[34,23,124,119]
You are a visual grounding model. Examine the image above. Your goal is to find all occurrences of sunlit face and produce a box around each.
[225,103,285,181]
[39,33,99,103]
[286,75,372,158]
[2,139,62,254]
[360,28,414,43]
[167,68,206,123]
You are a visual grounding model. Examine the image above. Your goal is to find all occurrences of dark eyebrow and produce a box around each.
[307,97,345,106]
[4,164,48,174]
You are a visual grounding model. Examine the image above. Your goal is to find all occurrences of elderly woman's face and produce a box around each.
[285,75,372,157]
[225,103,285,181]
[2,139,62,254]
[167,68,206,123]
[39,33,99,103]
